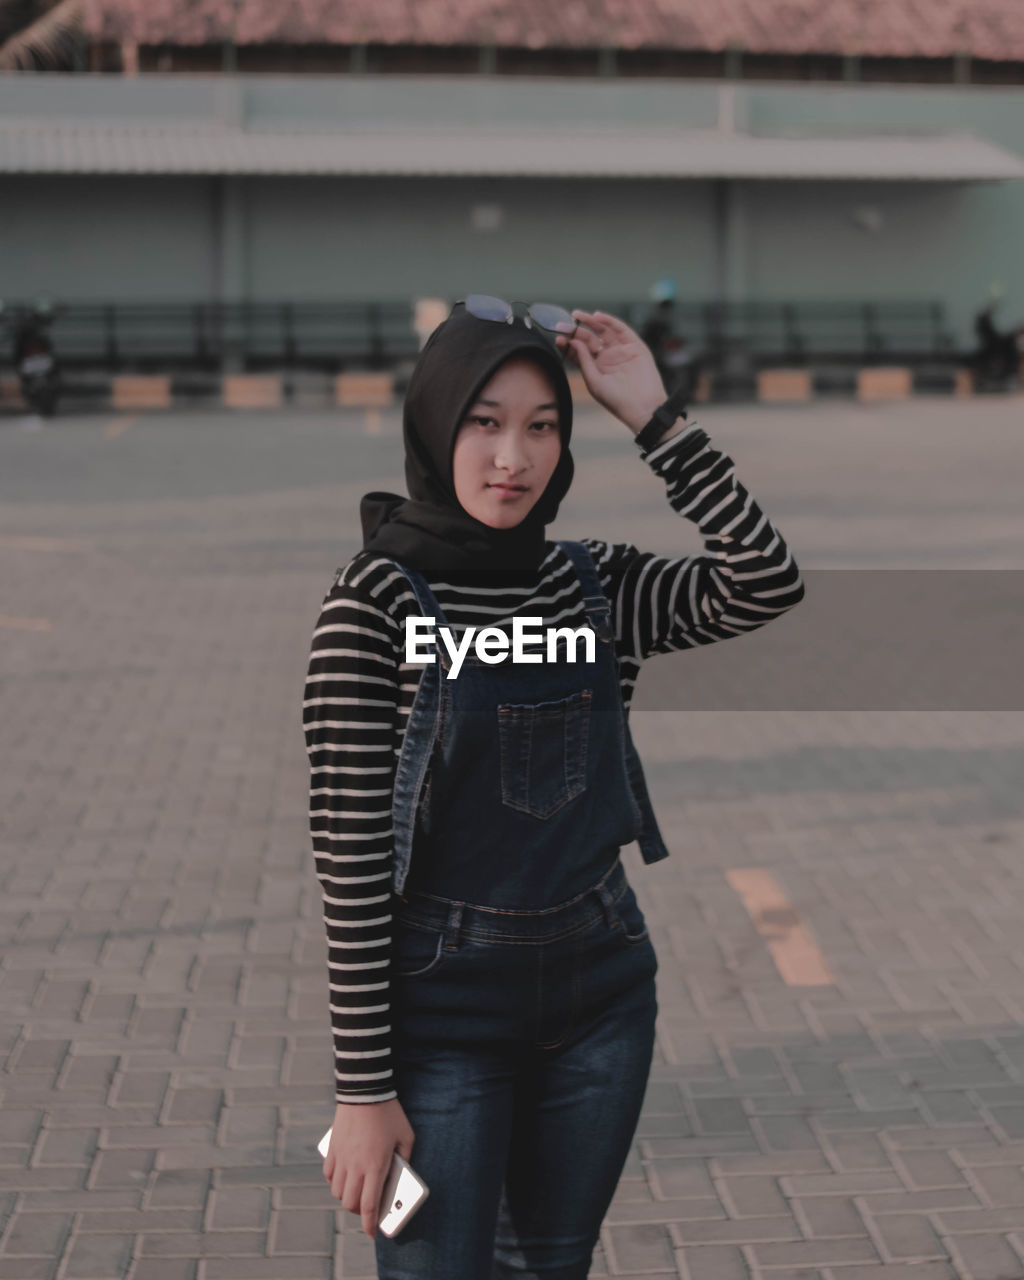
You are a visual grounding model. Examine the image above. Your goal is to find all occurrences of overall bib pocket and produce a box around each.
[496,689,592,820]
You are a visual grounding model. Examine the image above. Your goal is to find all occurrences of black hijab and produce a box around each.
[359,304,575,586]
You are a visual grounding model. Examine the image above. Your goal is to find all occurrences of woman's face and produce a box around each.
[452,356,562,530]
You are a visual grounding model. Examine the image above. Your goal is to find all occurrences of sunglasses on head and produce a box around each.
[452,295,578,354]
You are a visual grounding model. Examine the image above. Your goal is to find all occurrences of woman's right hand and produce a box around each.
[555,310,667,435]
[323,1097,416,1239]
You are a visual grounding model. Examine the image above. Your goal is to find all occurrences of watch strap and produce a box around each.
[633,383,689,452]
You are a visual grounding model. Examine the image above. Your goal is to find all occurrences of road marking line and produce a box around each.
[0,615,52,631]
[0,535,93,552]
[725,868,835,986]
[103,414,140,439]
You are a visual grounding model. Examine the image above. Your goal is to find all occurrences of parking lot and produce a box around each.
[1,396,1024,1279]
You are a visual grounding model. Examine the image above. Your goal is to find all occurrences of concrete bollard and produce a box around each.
[857,367,912,402]
[223,375,283,409]
[412,297,450,350]
[112,375,172,410]
[757,369,813,403]
[566,371,594,403]
[335,372,395,406]
[954,367,974,397]
[0,375,27,409]
[335,372,395,433]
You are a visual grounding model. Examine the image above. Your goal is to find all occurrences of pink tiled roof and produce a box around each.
[81,0,1024,64]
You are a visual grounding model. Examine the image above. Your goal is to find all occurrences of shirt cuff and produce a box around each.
[635,418,709,465]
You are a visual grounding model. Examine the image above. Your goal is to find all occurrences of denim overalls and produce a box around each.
[389,537,669,904]
[374,540,665,1280]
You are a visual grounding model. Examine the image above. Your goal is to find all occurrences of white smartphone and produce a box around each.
[317,1127,429,1238]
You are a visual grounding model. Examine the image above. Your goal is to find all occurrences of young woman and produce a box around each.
[304,296,805,1278]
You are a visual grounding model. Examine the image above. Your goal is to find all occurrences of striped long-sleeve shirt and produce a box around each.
[303,418,805,1104]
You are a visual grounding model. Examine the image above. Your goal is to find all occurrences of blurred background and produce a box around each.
[1,0,1023,414]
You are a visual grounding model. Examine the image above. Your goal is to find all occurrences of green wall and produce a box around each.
[1,73,1022,348]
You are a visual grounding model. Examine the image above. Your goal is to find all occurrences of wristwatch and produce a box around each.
[633,382,689,452]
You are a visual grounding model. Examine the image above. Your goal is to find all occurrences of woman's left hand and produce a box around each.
[554,309,668,434]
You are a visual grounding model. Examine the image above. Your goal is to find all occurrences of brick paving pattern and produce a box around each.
[1,399,1023,1278]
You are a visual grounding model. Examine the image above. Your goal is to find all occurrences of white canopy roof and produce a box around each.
[2,118,1022,180]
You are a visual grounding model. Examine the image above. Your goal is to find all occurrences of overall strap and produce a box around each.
[556,541,672,867]
[556,540,614,642]
[375,556,445,896]
[383,557,448,631]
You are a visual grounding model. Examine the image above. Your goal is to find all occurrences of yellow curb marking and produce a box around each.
[726,868,835,986]
[0,535,92,552]
[0,615,52,631]
[103,414,141,439]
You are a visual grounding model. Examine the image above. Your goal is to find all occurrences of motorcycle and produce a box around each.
[0,299,64,416]
[973,302,1023,392]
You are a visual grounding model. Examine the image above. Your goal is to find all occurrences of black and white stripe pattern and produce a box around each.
[303,420,805,1104]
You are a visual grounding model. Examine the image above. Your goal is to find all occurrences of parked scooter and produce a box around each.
[973,298,1023,392]
[0,299,64,416]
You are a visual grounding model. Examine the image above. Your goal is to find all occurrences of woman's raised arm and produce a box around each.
[583,421,805,662]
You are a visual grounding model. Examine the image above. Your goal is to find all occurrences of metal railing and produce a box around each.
[0,298,959,373]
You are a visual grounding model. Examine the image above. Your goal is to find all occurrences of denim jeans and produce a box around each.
[374,855,658,1280]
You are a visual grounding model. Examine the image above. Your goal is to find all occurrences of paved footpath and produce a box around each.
[1,399,1023,1279]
